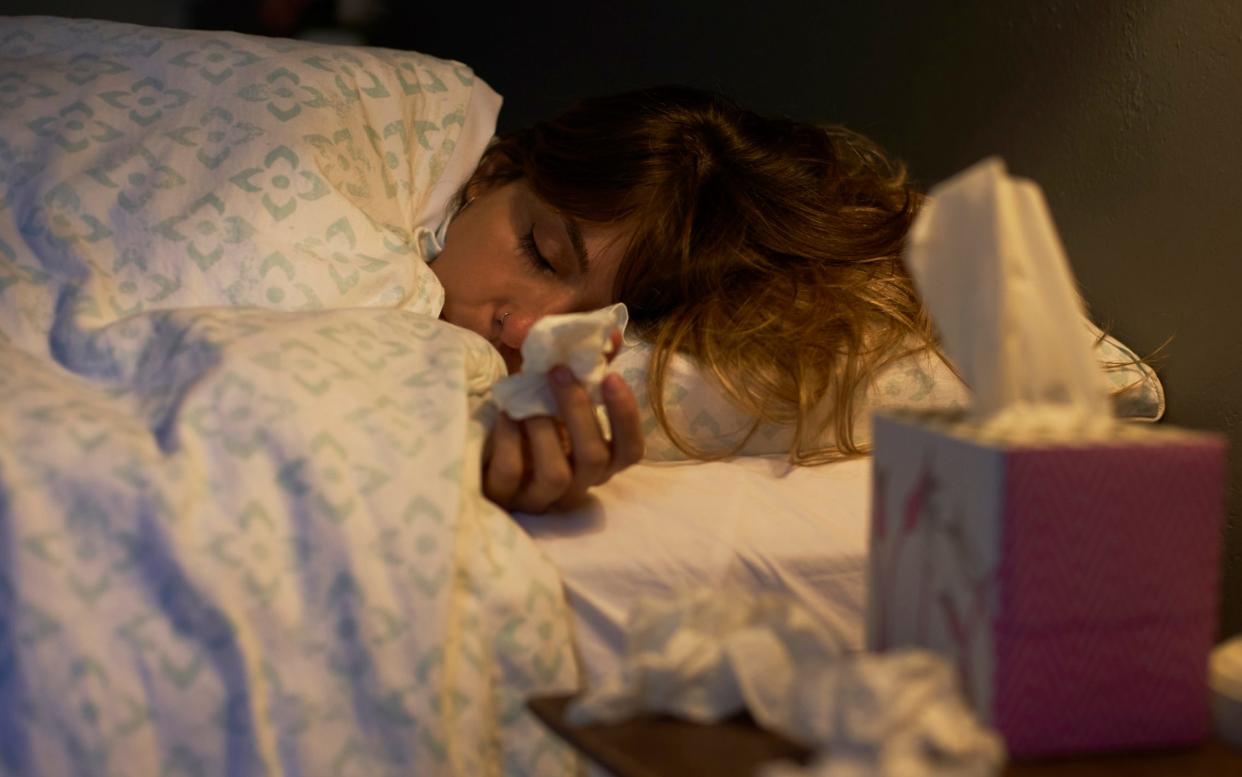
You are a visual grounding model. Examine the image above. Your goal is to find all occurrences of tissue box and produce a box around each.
[866,409,1227,758]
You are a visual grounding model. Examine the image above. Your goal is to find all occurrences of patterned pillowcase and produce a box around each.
[614,329,1165,462]
[1093,330,1166,421]
[0,16,499,356]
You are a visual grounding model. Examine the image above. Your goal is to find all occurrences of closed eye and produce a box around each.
[519,227,556,274]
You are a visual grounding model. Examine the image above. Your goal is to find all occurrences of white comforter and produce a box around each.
[0,16,578,776]
[0,308,579,776]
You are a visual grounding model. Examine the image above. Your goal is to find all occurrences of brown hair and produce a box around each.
[461,86,934,463]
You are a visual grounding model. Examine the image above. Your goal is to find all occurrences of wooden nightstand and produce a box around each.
[529,695,1242,777]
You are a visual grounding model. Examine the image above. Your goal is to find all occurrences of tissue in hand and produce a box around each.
[869,158,1227,757]
[491,303,627,420]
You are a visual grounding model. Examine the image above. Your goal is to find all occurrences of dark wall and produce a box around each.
[824,2,1242,641]
[2,0,188,27]
[377,0,1242,637]
[11,0,1241,636]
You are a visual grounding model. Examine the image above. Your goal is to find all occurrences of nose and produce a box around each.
[500,310,540,350]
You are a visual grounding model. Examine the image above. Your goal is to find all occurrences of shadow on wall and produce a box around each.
[3,0,192,28]
[824,0,1242,640]
[2,0,377,43]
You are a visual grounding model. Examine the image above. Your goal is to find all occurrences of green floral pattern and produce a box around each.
[0,15,470,358]
[0,16,578,777]
[0,307,580,777]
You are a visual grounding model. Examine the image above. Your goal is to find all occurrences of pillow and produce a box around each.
[614,325,1165,462]
[1093,329,1166,421]
[0,16,499,357]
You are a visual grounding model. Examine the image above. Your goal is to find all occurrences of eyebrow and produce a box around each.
[560,214,590,275]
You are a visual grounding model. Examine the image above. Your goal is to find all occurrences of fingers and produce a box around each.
[549,366,612,500]
[512,415,573,513]
[485,413,572,513]
[483,413,524,508]
[483,366,645,515]
[601,372,645,471]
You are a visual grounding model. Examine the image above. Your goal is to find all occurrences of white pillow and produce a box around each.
[0,16,499,357]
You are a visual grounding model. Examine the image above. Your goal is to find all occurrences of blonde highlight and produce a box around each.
[461,87,936,464]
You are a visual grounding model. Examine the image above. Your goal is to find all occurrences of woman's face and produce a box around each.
[430,181,627,373]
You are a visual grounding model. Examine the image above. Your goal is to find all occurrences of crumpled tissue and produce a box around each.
[568,588,1005,777]
[1210,635,1242,748]
[903,157,1113,437]
[491,303,628,420]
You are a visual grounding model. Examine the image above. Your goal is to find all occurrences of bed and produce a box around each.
[517,457,871,692]
[0,15,1164,776]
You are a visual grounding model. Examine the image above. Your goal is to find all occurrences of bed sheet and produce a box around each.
[517,456,872,690]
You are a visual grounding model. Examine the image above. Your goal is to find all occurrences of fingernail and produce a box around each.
[550,366,573,386]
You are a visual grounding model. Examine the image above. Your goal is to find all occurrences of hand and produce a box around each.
[483,362,644,514]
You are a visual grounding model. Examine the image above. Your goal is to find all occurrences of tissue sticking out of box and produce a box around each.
[904,158,1114,437]
[491,303,628,420]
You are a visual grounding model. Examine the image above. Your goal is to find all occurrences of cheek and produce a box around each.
[428,255,464,309]
[432,234,487,292]
[436,215,511,296]
[437,251,511,301]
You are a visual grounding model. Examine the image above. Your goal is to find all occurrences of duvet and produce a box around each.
[0,15,578,776]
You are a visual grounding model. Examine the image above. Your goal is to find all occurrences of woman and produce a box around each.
[429,86,931,513]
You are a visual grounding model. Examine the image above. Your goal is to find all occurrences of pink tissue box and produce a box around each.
[866,409,1227,758]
